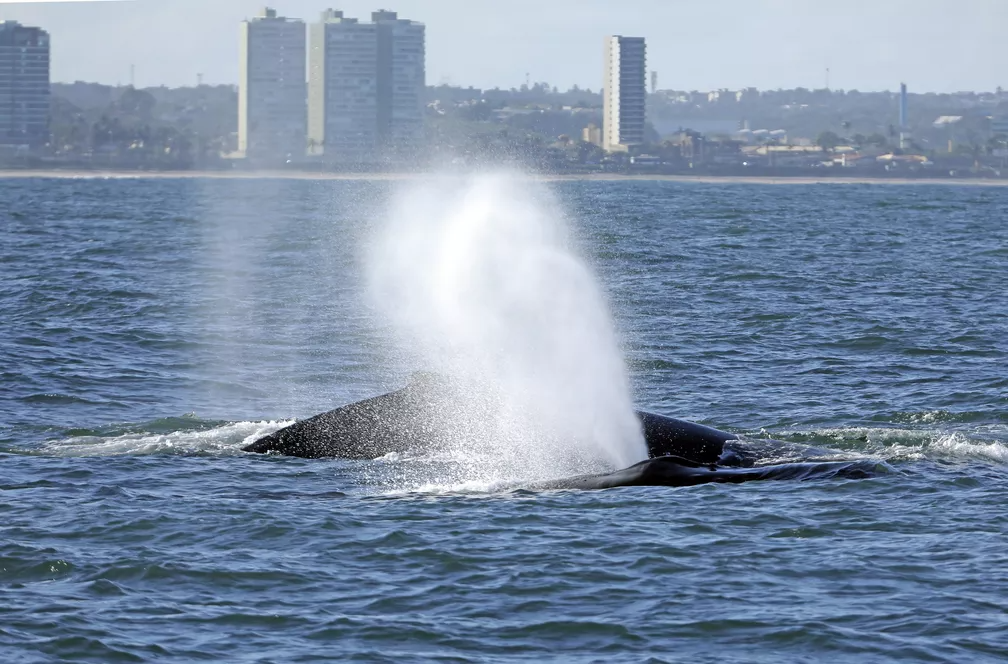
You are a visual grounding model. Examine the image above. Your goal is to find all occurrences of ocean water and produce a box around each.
[2,175,1007,663]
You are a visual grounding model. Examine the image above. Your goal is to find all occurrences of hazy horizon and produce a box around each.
[0,0,1005,94]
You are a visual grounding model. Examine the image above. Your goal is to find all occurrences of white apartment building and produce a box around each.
[0,21,50,149]
[307,10,378,162]
[602,35,646,152]
[238,7,306,161]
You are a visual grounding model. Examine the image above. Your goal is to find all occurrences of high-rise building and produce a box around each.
[306,9,425,162]
[373,11,425,146]
[602,35,646,152]
[238,7,306,161]
[0,21,50,149]
[308,10,378,161]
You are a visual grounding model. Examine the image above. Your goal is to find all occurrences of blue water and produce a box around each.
[2,175,1007,663]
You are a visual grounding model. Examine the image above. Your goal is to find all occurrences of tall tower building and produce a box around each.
[308,10,378,161]
[0,21,50,149]
[602,35,646,152]
[372,10,425,146]
[307,9,425,162]
[238,7,306,161]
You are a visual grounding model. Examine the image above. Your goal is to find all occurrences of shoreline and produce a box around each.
[2,168,1007,187]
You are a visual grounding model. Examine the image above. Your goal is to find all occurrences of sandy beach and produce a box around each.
[1,168,1007,187]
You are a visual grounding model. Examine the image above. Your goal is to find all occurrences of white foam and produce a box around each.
[759,425,1008,465]
[42,420,293,457]
[910,432,1008,464]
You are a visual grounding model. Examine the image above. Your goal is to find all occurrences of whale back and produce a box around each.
[243,377,738,465]
[243,380,440,459]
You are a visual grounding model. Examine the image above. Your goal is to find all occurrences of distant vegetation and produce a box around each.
[49,82,237,167]
[18,80,1008,174]
[648,87,1008,150]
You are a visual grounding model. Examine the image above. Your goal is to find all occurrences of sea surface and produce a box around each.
[2,175,1007,663]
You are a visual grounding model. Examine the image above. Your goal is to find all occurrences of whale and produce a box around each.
[242,373,879,488]
[243,372,736,464]
[528,455,881,490]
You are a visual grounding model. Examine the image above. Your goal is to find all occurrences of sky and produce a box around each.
[0,0,1005,93]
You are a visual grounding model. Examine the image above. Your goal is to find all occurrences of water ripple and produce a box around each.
[1,178,1007,661]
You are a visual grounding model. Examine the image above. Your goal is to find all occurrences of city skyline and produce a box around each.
[0,0,1005,94]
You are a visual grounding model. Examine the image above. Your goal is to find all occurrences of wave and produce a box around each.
[18,393,116,406]
[24,419,293,457]
[742,424,1008,465]
[879,409,1008,425]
